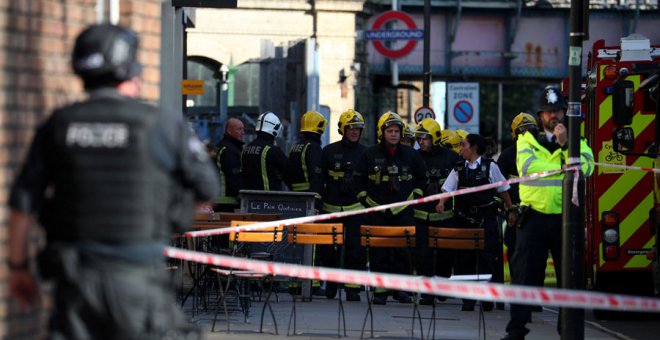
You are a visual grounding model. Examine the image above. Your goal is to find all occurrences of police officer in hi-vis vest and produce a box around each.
[8,24,220,339]
[319,109,367,301]
[502,88,594,340]
[354,111,427,305]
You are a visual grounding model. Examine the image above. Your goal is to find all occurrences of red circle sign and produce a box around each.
[371,11,418,59]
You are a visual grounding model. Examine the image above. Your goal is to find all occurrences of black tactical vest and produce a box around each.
[39,94,172,243]
[454,158,498,211]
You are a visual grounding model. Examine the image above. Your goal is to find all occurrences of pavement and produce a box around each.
[180,288,620,340]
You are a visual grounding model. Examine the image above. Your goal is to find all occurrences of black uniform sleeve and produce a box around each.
[8,120,54,213]
[307,144,324,198]
[411,150,428,196]
[269,145,289,187]
[219,144,241,196]
[353,149,369,202]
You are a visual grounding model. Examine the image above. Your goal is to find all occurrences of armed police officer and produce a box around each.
[286,109,327,296]
[8,24,220,339]
[354,112,427,305]
[241,111,288,191]
[502,87,594,340]
[436,133,513,312]
[319,109,367,301]
[413,118,460,305]
[214,117,245,212]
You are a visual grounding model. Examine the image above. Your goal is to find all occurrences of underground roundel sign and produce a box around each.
[365,11,423,59]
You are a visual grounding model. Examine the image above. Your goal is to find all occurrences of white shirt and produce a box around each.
[441,156,510,193]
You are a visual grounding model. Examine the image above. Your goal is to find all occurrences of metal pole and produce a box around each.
[497,82,503,154]
[422,0,431,107]
[561,1,586,339]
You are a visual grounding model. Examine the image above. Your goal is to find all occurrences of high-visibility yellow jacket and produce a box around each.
[516,131,594,214]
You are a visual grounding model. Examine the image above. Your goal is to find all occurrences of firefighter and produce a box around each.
[436,133,514,312]
[287,110,326,200]
[413,118,460,305]
[240,111,288,191]
[319,109,367,301]
[502,88,594,340]
[214,117,245,212]
[440,129,461,154]
[401,123,416,147]
[8,24,219,339]
[286,109,327,296]
[496,112,542,310]
[354,111,427,305]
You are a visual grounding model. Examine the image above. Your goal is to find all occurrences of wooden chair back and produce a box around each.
[229,220,284,243]
[428,227,485,250]
[287,223,344,246]
[360,225,416,248]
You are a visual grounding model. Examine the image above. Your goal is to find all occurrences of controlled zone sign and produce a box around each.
[365,11,422,59]
[447,82,479,133]
[414,106,435,124]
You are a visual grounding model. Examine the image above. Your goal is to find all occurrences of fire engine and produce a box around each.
[584,33,660,316]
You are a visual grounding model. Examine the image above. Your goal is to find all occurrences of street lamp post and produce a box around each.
[220,64,229,122]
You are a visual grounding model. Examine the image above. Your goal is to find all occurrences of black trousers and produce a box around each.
[317,214,366,290]
[506,210,562,336]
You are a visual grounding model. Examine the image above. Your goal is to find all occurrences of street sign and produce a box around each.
[414,106,435,124]
[182,80,204,95]
[447,82,479,133]
[366,11,422,59]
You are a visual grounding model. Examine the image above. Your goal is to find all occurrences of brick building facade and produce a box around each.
[0,1,161,338]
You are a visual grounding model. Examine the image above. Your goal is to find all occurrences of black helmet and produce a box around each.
[537,87,567,114]
[72,24,141,89]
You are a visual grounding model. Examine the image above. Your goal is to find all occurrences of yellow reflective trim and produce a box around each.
[366,196,379,207]
[429,211,453,221]
[328,169,344,180]
[624,237,654,269]
[301,143,310,183]
[261,145,270,190]
[414,209,428,220]
[291,182,310,191]
[357,191,367,199]
[216,196,238,204]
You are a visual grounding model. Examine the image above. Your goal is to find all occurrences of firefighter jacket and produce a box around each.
[215,134,243,205]
[286,133,323,199]
[516,131,594,214]
[497,144,520,204]
[414,146,460,222]
[320,138,366,213]
[355,143,427,215]
[241,132,288,191]
[9,88,220,246]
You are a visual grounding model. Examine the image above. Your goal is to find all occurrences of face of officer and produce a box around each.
[383,125,401,147]
[459,138,478,161]
[344,126,362,143]
[539,109,565,131]
[226,118,245,141]
[417,136,434,152]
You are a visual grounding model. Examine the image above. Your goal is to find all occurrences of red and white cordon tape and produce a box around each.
[164,246,660,312]
[592,161,660,174]
[184,166,580,238]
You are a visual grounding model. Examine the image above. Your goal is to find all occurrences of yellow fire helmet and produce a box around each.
[456,129,469,141]
[415,118,442,145]
[402,123,415,139]
[440,129,461,153]
[337,109,365,135]
[376,111,404,141]
[300,110,327,135]
[511,112,539,140]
